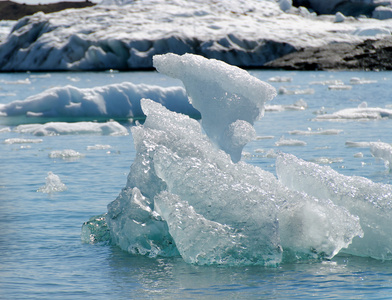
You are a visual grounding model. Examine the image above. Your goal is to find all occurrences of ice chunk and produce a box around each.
[289,129,343,135]
[81,214,111,244]
[15,121,128,136]
[4,138,43,144]
[278,87,314,95]
[265,99,307,112]
[155,191,256,265]
[275,136,306,146]
[153,53,276,162]
[37,171,67,193]
[276,153,392,260]
[49,149,84,160]
[106,187,179,257]
[110,99,361,264]
[314,105,392,121]
[0,82,196,123]
[370,141,392,169]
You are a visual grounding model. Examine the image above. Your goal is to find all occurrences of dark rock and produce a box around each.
[264,36,392,71]
[0,0,95,21]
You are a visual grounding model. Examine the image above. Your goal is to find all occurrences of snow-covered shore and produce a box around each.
[1,0,392,71]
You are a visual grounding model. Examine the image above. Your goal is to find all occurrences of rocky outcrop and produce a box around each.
[0,1,95,20]
[264,36,392,70]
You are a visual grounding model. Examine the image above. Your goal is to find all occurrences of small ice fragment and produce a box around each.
[4,138,43,144]
[370,141,392,169]
[86,144,112,150]
[37,171,67,193]
[49,149,84,160]
[275,136,306,146]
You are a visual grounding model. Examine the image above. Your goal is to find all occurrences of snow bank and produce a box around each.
[0,82,198,122]
[15,121,129,136]
[276,153,392,260]
[1,0,392,71]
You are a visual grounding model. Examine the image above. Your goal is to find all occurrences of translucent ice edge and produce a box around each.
[82,54,391,266]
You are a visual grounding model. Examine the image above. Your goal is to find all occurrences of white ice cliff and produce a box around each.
[1,0,392,71]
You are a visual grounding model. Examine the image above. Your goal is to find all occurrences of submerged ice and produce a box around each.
[83,53,392,266]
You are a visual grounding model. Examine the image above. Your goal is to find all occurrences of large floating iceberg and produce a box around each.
[82,53,373,266]
[2,0,392,71]
[0,82,198,124]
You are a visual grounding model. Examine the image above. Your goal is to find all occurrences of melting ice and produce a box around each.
[82,53,392,266]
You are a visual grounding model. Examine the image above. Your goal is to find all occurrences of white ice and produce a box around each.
[1,0,392,71]
[0,82,196,122]
[370,141,392,169]
[276,153,392,260]
[37,171,67,193]
[153,53,276,162]
[99,54,363,266]
[49,149,84,160]
[15,121,128,136]
[315,103,392,121]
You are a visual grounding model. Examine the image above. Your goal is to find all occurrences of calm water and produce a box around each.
[1,70,392,299]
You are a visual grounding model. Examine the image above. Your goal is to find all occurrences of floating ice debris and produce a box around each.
[328,84,352,90]
[29,73,51,79]
[153,53,276,163]
[289,129,343,135]
[15,121,128,136]
[310,79,344,86]
[37,171,67,193]
[0,127,11,133]
[275,136,307,147]
[0,82,197,122]
[314,104,392,121]
[345,141,371,148]
[49,149,84,160]
[268,76,293,83]
[370,141,392,169]
[309,157,344,164]
[256,135,275,140]
[4,138,43,144]
[0,78,31,85]
[266,99,307,112]
[350,77,377,85]
[86,144,112,150]
[278,87,314,95]
[276,153,392,260]
[354,152,364,158]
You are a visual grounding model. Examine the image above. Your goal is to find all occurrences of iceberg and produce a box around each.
[0,82,197,124]
[276,153,392,260]
[83,54,365,266]
[2,0,392,71]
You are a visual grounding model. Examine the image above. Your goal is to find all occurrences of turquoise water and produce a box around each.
[1,70,392,299]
